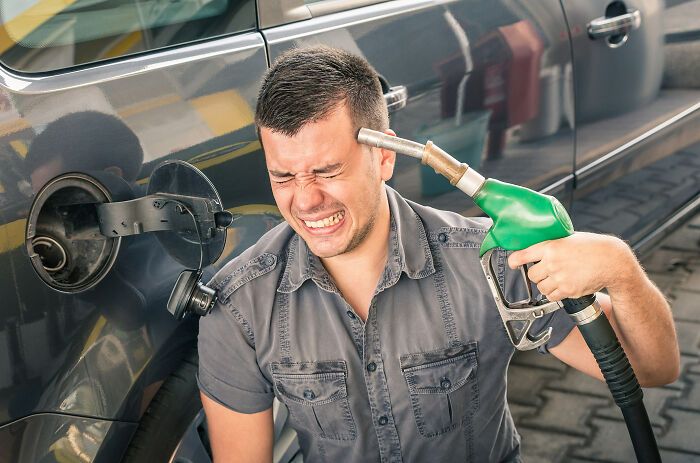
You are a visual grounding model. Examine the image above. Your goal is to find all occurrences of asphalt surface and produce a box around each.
[508,213,700,462]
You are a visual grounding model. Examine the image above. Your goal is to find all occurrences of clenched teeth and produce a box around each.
[304,211,344,228]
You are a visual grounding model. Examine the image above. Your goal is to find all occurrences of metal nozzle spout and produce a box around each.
[357,127,486,197]
[357,128,425,159]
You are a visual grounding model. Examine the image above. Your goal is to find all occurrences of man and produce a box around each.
[198,47,679,462]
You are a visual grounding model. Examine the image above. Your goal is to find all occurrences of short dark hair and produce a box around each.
[255,46,389,136]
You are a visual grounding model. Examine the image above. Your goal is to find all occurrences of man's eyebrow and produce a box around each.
[268,169,292,177]
[311,163,343,174]
[268,163,343,177]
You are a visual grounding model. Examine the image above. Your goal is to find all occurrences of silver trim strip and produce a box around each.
[0,33,265,95]
[263,0,435,44]
[308,0,389,18]
[540,174,574,195]
[634,193,700,256]
[576,101,700,179]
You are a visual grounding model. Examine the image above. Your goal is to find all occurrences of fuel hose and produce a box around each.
[562,295,660,463]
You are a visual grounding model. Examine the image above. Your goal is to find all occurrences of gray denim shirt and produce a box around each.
[198,186,575,462]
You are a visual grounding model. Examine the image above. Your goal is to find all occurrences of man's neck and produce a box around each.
[321,201,391,321]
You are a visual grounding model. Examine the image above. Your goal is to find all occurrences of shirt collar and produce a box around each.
[277,186,435,294]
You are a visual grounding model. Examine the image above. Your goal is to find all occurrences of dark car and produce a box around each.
[0,0,698,461]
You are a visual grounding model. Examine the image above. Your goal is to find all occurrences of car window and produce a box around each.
[0,0,256,73]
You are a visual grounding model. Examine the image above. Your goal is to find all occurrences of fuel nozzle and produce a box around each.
[357,128,485,197]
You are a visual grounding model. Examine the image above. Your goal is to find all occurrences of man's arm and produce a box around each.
[508,232,680,387]
[201,393,273,463]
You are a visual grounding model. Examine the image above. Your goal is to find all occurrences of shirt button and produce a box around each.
[303,389,316,400]
[440,378,452,390]
[367,362,377,372]
[346,310,357,320]
[438,232,448,243]
[264,256,274,266]
[378,415,389,426]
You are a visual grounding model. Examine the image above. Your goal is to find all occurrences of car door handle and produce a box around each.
[588,8,641,39]
[384,85,407,113]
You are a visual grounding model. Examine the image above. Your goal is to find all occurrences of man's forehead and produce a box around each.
[261,135,358,174]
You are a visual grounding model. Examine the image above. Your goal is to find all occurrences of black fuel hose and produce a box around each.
[561,295,661,463]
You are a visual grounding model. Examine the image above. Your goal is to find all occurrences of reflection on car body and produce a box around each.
[0,0,698,461]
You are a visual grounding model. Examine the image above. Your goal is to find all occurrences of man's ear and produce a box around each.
[378,129,397,182]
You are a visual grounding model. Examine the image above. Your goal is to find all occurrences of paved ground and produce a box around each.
[508,214,700,462]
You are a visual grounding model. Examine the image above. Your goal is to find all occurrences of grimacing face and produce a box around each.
[260,104,395,260]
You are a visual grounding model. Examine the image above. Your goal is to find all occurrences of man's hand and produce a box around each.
[201,393,273,463]
[507,231,680,387]
[507,232,632,302]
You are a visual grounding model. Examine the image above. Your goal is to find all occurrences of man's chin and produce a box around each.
[306,240,346,259]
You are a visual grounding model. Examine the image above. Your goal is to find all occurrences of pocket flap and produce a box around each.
[400,343,478,395]
[270,361,348,406]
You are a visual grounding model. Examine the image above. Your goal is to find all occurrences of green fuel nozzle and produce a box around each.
[358,128,661,463]
[358,127,566,349]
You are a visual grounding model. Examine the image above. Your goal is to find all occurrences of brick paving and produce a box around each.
[508,214,700,462]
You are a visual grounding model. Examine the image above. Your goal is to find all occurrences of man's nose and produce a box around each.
[293,178,324,212]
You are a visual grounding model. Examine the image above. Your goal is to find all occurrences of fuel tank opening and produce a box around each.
[25,173,124,293]
[31,235,68,272]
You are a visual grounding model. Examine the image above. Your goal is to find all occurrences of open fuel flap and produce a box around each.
[25,160,233,319]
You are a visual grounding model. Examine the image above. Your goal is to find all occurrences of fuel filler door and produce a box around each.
[25,160,232,320]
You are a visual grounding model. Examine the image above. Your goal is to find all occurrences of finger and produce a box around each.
[546,288,564,302]
[526,262,547,283]
[537,277,558,298]
[508,242,547,269]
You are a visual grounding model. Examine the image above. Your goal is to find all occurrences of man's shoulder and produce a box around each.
[208,221,294,302]
[404,196,492,237]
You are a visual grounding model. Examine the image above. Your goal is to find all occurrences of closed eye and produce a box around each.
[271,176,293,184]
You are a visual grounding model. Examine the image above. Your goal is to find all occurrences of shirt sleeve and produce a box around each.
[197,299,274,413]
[532,305,576,354]
[499,250,576,354]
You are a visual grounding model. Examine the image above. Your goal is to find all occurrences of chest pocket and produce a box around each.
[270,360,356,441]
[400,342,479,438]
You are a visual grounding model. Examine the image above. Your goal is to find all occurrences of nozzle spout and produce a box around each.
[357,128,425,159]
[357,127,486,197]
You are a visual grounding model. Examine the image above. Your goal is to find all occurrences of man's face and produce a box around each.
[260,104,395,259]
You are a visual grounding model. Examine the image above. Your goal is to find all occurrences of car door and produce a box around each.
[259,0,576,216]
[0,2,277,461]
[563,0,700,249]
